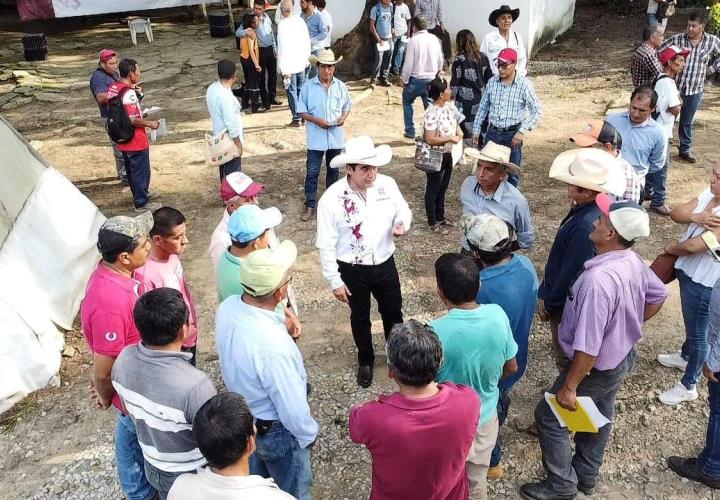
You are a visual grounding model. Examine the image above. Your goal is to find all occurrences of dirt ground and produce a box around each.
[1,4,720,499]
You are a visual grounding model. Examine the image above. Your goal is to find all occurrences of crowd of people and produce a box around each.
[79,1,720,499]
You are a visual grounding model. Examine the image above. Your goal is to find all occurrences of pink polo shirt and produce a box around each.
[80,261,145,412]
[139,254,198,348]
[349,382,480,500]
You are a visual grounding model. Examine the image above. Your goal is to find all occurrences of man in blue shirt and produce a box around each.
[301,0,328,79]
[236,0,282,109]
[205,60,244,181]
[89,49,126,183]
[297,49,352,222]
[369,0,394,87]
[606,86,666,202]
[463,213,538,480]
[215,240,317,500]
[431,253,518,499]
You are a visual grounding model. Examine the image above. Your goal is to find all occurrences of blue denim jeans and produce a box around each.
[484,126,522,187]
[699,377,720,478]
[402,77,431,137]
[392,36,407,73]
[218,157,241,181]
[286,72,306,123]
[250,423,313,500]
[121,149,151,208]
[116,413,155,500]
[305,149,340,208]
[372,38,393,81]
[679,268,713,388]
[646,139,669,207]
[490,389,511,467]
[535,349,636,495]
[679,92,704,155]
[645,13,667,28]
[144,460,184,500]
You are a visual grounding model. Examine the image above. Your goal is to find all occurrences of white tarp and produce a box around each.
[0,117,105,413]
[52,0,210,18]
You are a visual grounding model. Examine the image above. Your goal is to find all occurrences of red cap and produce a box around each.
[595,192,613,216]
[497,48,518,65]
[658,45,691,65]
[99,49,117,63]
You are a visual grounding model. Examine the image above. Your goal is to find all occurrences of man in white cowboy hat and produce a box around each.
[460,141,534,252]
[316,135,412,388]
[297,48,352,222]
[482,4,527,77]
[537,148,627,364]
[522,194,667,500]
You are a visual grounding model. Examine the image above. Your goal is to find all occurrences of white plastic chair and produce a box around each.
[128,18,153,45]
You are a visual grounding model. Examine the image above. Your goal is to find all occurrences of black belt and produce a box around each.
[489,123,521,133]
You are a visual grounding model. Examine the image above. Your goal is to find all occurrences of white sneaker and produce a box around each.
[657,352,688,371]
[658,382,698,406]
[134,201,162,213]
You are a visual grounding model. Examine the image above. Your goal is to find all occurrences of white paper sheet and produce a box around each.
[376,41,390,52]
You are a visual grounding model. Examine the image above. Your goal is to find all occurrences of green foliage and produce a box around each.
[710,3,720,36]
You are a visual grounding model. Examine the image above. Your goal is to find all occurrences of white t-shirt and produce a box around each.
[676,188,720,287]
[168,468,295,500]
[394,3,411,37]
[654,74,681,139]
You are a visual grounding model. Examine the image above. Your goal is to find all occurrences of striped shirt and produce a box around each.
[472,74,542,136]
[661,32,720,96]
[112,344,217,473]
[630,43,662,87]
[619,153,643,203]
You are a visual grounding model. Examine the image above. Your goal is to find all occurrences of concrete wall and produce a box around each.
[327,0,576,57]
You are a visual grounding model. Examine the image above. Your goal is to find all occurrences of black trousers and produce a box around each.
[338,256,404,366]
[424,153,453,226]
[259,46,277,106]
[240,57,260,111]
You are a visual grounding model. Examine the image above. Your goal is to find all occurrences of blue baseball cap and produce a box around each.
[227,205,283,244]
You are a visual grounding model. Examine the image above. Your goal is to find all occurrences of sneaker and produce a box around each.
[658,382,698,406]
[134,201,162,213]
[300,206,316,222]
[487,464,504,480]
[148,191,161,201]
[657,352,688,371]
[429,224,450,236]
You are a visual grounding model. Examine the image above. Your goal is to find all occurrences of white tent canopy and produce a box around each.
[0,116,104,413]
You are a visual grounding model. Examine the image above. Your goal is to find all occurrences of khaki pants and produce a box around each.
[466,414,499,500]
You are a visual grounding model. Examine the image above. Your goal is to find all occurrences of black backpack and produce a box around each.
[105,86,135,143]
[651,74,671,121]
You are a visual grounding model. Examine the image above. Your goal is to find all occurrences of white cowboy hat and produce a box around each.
[465,141,521,177]
[309,49,343,66]
[549,148,627,197]
[330,136,393,169]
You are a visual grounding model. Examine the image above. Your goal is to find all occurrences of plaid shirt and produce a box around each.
[630,43,662,87]
[618,154,642,203]
[472,74,542,136]
[661,32,720,96]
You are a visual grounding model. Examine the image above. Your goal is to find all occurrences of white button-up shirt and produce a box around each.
[481,29,528,77]
[401,30,444,84]
[316,174,412,290]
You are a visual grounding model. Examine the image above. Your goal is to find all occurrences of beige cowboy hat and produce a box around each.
[309,49,343,66]
[330,135,393,169]
[549,148,627,197]
[465,141,521,177]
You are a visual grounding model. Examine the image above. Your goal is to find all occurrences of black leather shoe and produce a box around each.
[520,482,576,500]
[679,152,697,163]
[270,99,283,106]
[577,481,595,496]
[667,456,720,489]
[357,365,373,388]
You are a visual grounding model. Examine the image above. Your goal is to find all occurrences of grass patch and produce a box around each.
[0,393,39,435]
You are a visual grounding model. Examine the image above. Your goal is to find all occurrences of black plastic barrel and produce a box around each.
[208,10,231,38]
[22,33,48,61]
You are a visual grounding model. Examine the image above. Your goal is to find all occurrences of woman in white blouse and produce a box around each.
[422,77,464,235]
[481,4,527,77]
[658,162,720,406]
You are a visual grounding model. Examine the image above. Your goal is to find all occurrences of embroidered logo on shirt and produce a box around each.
[105,331,118,342]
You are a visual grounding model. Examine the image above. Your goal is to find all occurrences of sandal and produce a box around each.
[438,219,456,227]
[429,224,450,236]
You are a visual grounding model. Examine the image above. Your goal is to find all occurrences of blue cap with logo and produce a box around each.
[227,204,283,244]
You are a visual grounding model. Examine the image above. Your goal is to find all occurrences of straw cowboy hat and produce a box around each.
[489,5,520,27]
[465,141,522,177]
[549,148,627,197]
[309,49,343,66]
[330,136,393,169]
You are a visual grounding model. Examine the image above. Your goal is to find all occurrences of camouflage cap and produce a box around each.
[97,211,153,254]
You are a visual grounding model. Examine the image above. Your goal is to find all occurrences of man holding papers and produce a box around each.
[520,195,668,500]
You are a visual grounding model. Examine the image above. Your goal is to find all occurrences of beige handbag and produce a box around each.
[204,129,240,167]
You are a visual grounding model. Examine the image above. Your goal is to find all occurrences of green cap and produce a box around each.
[240,240,297,296]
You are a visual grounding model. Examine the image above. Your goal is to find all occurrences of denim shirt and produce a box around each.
[297,76,352,151]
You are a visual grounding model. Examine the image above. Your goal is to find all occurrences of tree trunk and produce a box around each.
[334,0,415,79]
